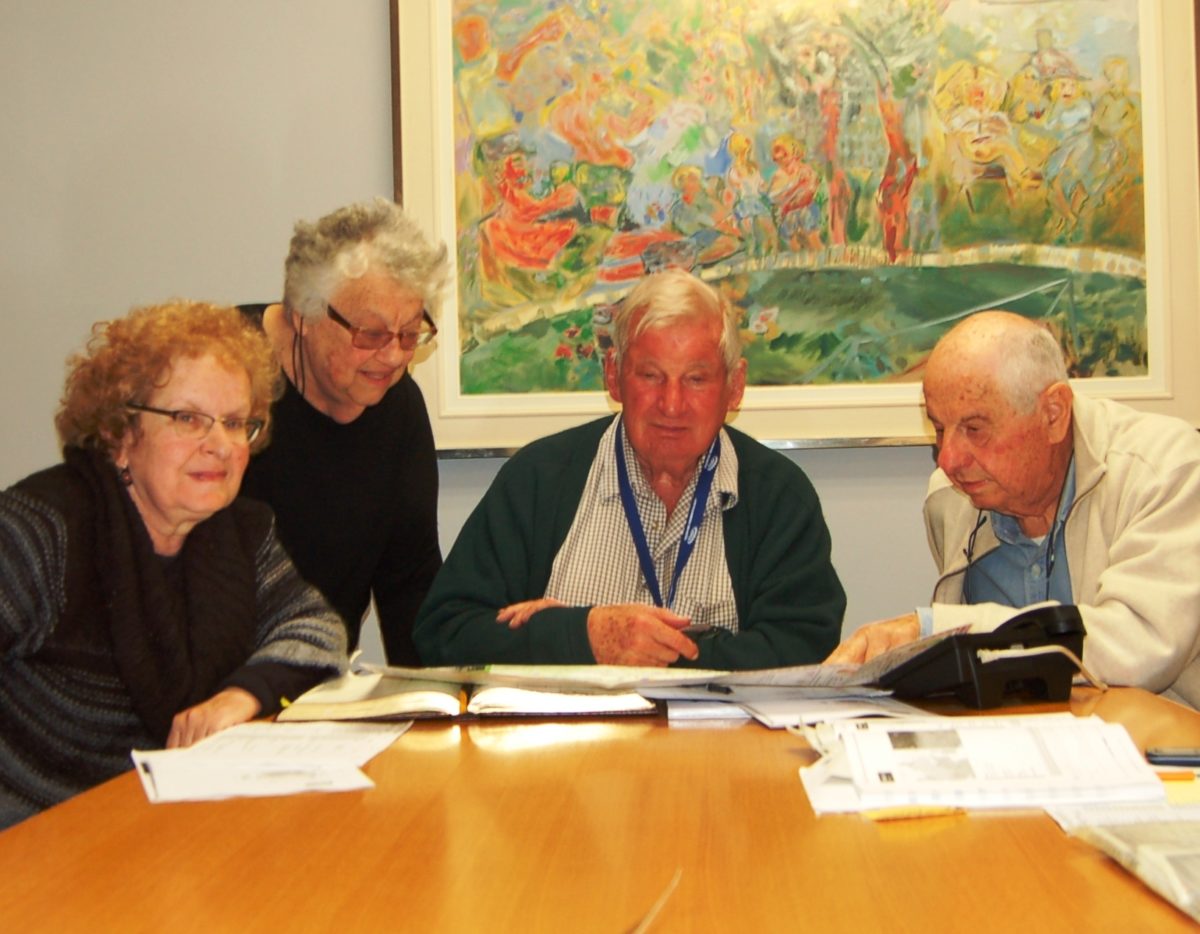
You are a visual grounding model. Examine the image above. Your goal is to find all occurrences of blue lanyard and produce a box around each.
[615,421,720,610]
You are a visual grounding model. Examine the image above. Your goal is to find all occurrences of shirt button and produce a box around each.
[1031,565,1042,578]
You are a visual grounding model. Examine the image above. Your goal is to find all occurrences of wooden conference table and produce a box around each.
[1,687,1198,933]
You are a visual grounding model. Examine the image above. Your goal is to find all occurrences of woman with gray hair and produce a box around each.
[241,199,450,664]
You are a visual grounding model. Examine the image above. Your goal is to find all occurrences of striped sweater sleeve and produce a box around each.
[219,519,348,711]
[0,490,68,658]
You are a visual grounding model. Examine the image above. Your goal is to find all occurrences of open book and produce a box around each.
[276,627,1016,725]
[277,668,657,722]
[280,604,1085,724]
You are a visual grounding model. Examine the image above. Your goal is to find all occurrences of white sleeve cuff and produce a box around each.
[929,600,1060,634]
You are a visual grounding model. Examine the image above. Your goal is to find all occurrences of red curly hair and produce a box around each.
[56,301,281,457]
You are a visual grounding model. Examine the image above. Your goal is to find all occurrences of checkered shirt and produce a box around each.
[544,418,740,631]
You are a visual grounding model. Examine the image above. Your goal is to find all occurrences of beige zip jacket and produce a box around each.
[926,395,1200,709]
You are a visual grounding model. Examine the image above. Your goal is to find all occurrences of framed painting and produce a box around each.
[393,0,1200,452]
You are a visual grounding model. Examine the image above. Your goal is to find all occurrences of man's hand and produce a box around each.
[167,687,261,749]
[497,597,567,629]
[586,604,699,666]
[824,613,920,665]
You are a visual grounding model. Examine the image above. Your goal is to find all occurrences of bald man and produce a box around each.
[828,311,1200,708]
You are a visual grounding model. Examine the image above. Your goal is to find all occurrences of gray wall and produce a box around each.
[1,1,935,662]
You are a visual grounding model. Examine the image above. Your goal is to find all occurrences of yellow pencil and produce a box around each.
[861,805,965,822]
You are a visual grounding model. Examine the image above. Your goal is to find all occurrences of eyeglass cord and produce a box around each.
[291,315,307,400]
[962,501,1062,606]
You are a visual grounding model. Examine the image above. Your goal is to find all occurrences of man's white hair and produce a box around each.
[610,267,743,376]
[992,320,1069,413]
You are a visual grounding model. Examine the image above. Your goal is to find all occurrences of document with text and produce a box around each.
[800,713,1165,814]
[131,721,408,803]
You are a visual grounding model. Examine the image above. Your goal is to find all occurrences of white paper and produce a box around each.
[363,659,897,692]
[801,713,1166,814]
[665,700,752,722]
[1059,808,1200,923]
[1047,802,1200,832]
[130,720,409,804]
[132,752,374,802]
[740,694,927,729]
[186,720,410,766]
[466,685,655,715]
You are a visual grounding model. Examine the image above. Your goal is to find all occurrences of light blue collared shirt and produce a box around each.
[918,460,1076,634]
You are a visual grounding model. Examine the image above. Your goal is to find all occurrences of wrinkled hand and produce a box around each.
[824,613,920,666]
[496,597,568,629]
[167,687,261,749]
[586,604,698,666]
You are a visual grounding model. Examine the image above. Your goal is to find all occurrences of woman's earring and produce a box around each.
[119,466,132,487]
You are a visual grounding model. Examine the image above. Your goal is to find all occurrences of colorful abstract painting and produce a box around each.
[448,0,1146,395]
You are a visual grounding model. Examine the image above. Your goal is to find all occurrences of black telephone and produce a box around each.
[877,604,1086,708]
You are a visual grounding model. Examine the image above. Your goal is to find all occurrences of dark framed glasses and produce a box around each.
[326,304,437,351]
[125,403,264,444]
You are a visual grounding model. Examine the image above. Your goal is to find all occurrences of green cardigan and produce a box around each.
[414,417,845,669]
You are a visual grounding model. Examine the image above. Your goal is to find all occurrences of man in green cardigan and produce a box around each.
[414,268,845,670]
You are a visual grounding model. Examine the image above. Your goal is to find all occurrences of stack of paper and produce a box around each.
[464,685,655,716]
[132,721,408,804]
[800,713,1166,814]
[665,699,753,723]
[1047,803,1200,923]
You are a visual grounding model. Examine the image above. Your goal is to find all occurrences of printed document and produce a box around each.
[131,721,408,803]
[1047,803,1200,923]
[800,713,1165,814]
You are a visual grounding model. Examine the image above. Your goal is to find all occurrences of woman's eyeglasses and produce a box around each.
[326,304,437,351]
[126,403,263,444]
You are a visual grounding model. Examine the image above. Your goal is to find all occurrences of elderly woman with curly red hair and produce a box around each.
[0,301,346,829]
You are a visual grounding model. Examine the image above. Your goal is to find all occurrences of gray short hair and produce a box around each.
[993,320,1070,413]
[283,198,450,319]
[611,268,743,376]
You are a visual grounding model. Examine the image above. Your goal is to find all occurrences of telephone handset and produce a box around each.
[877,604,1086,708]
